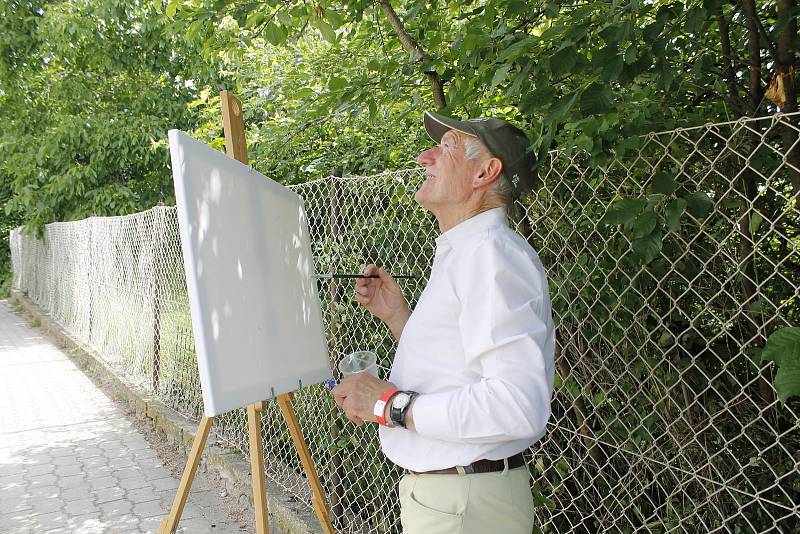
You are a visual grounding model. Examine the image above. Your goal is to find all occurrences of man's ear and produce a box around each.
[472,157,504,189]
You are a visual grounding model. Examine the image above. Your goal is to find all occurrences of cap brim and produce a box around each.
[423,111,476,143]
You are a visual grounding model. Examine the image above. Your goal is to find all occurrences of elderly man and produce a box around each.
[332,111,555,534]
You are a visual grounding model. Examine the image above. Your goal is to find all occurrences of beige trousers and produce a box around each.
[398,466,535,534]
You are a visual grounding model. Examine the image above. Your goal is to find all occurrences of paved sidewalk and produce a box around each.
[0,301,256,533]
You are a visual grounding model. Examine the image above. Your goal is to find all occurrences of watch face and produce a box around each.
[392,392,411,410]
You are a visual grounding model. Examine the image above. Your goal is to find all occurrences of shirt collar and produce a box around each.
[435,208,508,251]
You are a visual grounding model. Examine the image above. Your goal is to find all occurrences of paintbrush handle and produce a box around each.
[316,274,416,280]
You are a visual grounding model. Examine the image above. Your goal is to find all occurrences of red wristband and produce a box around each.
[374,387,400,426]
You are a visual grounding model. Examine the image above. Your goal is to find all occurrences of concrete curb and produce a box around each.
[10,291,321,534]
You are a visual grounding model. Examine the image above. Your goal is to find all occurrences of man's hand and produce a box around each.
[355,265,411,340]
[331,373,397,427]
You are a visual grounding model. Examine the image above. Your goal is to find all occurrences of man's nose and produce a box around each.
[416,147,436,166]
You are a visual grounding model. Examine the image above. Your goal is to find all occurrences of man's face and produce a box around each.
[414,129,483,212]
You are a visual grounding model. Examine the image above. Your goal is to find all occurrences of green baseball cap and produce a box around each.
[423,111,538,198]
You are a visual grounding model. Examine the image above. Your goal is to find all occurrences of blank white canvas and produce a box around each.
[168,129,331,417]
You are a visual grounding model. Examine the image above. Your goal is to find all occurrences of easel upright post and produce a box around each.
[220,90,334,534]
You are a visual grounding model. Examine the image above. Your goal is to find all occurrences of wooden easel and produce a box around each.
[158,91,334,534]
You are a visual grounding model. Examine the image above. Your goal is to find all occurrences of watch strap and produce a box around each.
[374,387,400,426]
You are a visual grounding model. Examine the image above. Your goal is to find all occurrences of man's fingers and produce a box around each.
[349,415,364,426]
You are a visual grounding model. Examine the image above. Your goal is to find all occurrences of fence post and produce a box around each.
[152,207,163,394]
[327,168,345,526]
[86,220,94,342]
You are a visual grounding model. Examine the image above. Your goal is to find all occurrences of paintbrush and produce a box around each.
[315,273,417,280]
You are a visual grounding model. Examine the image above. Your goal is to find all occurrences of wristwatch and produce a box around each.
[389,391,419,428]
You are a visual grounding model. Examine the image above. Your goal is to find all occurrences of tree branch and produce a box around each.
[376,0,446,110]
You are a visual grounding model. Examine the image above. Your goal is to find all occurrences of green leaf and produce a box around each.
[545,92,578,124]
[263,22,287,46]
[686,191,713,219]
[601,197,646,225]
[165,0,179,18]
[328,76,347,91]
[774,358,800,403]
[665,198,687,232]
[762,327,800,365]
[685,7,708,35]
[490,64,512,88]
[550,46,577,78]
[632,208,657,239]
[277,10,293,26]
[316,19,336,43]
[579,83,614,114]
[497,36,535,62]
[651,172,678,195]
[632,227,663,263]
[749,211,763,236]
[602,54,624,82]
[245,12,266,29]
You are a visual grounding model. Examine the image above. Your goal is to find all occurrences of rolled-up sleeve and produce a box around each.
[412,239,555,444]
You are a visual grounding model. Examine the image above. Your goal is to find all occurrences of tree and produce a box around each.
[0,0,221,231]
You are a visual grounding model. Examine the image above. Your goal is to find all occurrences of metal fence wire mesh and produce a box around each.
[9,113,800,533]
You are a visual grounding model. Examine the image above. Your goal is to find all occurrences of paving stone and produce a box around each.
[57,473,88,489]
[55,463,84,477]
[88,475,117,491]
[64,497,96,516]
[63,513,107,534]
[149,476,179,491]
[29,510,69,531]
[108,455,136,467]
[94,486,126,504]
[27,473,58,487]
[0,496,32,515]
[105,514,142,533]
[114,466,141,480]
[30,495,64,515]
[28,484,60,500]
[76,448,104,460]
[60,485,92,502]
[118,476,151,492]
[99,498,134,519]
[126,486,160,504]
[133,498,167,519]
[25,463,56,476]
[138,515,165,532]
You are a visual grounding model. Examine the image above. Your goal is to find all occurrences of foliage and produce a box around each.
[0,0,221,234]
[166,0,793,165]
[762,327,800,402]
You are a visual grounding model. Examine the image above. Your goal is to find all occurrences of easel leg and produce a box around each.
[247,402,270,534]
[158,415,213,534]
[277,393,335,534]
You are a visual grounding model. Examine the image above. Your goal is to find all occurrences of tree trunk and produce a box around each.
[740,0,763,115]
[377,0,447,110]
[715,7,744,116]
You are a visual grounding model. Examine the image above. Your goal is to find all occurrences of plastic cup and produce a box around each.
[338,351,379,378]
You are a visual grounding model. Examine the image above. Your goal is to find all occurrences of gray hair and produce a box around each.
[463,135,513,208]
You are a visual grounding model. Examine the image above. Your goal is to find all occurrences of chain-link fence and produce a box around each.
[9,113,800,533]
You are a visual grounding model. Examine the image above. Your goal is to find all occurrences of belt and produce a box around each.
[404,453,526,475]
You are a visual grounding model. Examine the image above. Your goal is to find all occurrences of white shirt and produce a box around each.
[379,208,556,471]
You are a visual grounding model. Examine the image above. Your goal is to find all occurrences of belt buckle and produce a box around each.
[462,464,476,475]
